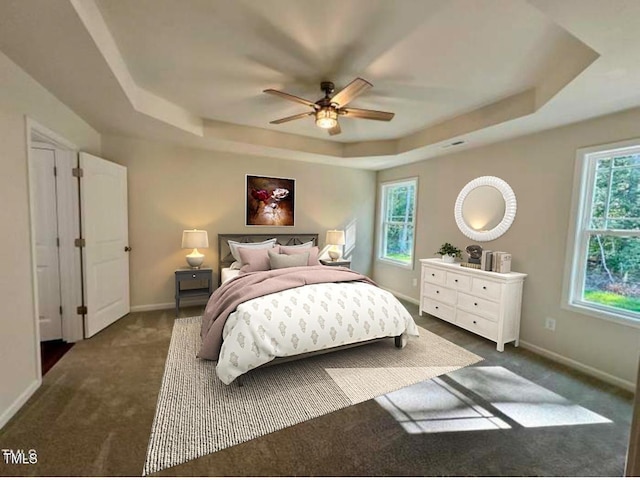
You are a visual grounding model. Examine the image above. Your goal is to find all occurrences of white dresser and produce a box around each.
[419,258,527,351]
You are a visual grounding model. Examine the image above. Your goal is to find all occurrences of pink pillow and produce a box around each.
[279,245,320,266]
[238,246,279,273]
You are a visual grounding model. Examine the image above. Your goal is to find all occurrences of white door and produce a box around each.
[30,147,63,341]
[80,152,130,337]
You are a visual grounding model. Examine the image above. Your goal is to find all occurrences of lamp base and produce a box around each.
[328,250,340,262]
[186,249,204,268]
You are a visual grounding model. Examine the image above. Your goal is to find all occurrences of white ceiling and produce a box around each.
[0,0,639,169]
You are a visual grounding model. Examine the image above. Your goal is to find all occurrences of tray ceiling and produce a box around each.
[0,0,639,169]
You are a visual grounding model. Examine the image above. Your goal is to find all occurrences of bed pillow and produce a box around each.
[280,240,313,250]
[238,246,279,273]
[228,238,277,265]
[279,245,320,266]
[268,250,310,269]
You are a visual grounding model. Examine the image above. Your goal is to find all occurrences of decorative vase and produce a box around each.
[442,254,455,263]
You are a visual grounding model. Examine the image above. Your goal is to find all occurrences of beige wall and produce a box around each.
[374,107,640,387]
[101,134,377,309]
[0,50,100,428]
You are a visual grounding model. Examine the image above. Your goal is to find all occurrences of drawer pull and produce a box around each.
[482,286,487,290]
[435,306,439,310]
[473,320,477,324]
[192,274,196,278]
[431,273,435,277]
[474,302,478,306]
[455,279,458,283]
[436,290,440,294]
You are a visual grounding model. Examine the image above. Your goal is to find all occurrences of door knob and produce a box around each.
[124,246,132,252]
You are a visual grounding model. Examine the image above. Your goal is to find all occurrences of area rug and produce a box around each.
[143,316,482,475]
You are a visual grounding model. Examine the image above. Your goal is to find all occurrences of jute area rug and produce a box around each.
[143,316,482,475]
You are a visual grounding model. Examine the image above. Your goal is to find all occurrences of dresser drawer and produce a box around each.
[471,277,502,300]
[422,298,455,323]
[457,292,500,322]
[423,266,446,285]
[446,271,471,291]
[422,283,455,304]
[456,310,498,340]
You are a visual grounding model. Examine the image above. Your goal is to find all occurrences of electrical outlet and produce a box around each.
[412,278,418,287]
[544,317,556,331]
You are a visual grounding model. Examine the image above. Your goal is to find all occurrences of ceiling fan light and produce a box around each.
[315,108,338,129]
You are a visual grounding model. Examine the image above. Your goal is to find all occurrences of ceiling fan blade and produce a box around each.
[328,122,341,136]
[264,89,317,109]
[330,78,372,107]
[269,111,314,124]
[339,107,395,121]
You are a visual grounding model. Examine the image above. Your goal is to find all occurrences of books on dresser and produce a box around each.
[480,250,493,271]
[480,250,512,273]
[485,252,511,273]
[495,252,511,273]
[492,252,512,273]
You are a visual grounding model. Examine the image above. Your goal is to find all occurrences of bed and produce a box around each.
[200,234,419,385]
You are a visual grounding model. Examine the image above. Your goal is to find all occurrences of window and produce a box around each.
[566,141,640,325]
[379,178,417,267]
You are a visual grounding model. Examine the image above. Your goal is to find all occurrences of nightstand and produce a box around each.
[320,259,351,269]
[174,267,213,316]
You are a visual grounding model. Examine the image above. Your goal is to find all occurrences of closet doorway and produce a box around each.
[27,120,130,376]
[28,124,83,348]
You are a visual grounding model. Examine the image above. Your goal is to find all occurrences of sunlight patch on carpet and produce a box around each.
[376,366,612,434]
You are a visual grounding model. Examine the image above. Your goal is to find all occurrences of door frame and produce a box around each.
[26,118,84,361]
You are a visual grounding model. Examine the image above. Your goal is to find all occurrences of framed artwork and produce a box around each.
[246,175,295,226]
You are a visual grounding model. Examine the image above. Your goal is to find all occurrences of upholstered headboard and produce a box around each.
[217,233,318,286]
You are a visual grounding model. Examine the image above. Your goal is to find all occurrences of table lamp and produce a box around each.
[182,229,209,268]
[325,229,345,262]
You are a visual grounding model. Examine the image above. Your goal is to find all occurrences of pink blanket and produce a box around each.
[198,265,376,360]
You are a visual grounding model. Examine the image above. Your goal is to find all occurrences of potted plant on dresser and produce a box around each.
[436,242,462,263]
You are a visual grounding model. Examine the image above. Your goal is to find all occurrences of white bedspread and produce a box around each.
[216,281,419,384]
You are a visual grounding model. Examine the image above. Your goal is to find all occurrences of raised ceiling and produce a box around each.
[0,0,639,169]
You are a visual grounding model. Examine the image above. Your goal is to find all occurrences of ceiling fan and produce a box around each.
[264,78,394,136]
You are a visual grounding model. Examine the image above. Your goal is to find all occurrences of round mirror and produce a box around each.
[462,186,505,231]
[454,176,516,242]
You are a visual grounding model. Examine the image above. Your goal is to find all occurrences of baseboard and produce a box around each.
[519,340,635,392]
[0,378,41,430]
[130,299,207,313]
[381,287,419,306]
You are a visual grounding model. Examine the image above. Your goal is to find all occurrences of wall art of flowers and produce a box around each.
[246,175,295,226]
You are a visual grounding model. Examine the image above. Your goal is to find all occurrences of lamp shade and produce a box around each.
[181,229,209,249]
[325,229,345,246]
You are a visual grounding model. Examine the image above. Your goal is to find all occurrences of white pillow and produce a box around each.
[280,240,313,249]
[228,238,277,264]
[229,261,241,270]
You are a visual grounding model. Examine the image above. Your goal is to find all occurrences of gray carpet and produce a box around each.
[143,316,482,475]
